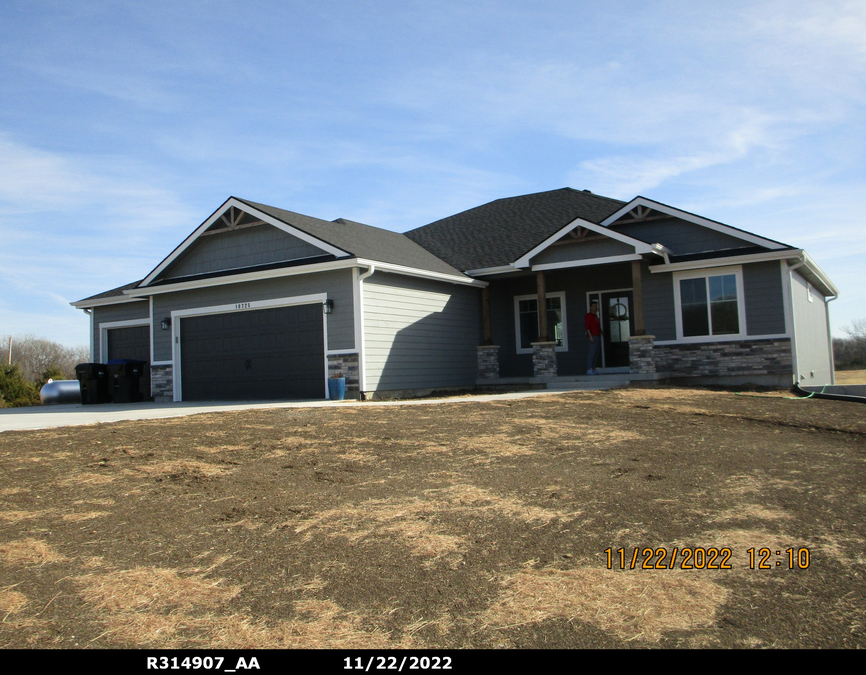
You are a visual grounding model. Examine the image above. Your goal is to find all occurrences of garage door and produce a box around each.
[106,325,150,363]
[179,304,325,401]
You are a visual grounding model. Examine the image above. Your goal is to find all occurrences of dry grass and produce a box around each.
[58,473,116,487]
[835,369,866,384]
[0,588,28,615]
[0,539,66,566]
[0,509,55,523]
[483,567,728,642]
[75,567,395,648]
[135,460,229,478]
[294,484,579,568]
[76,567,241,613]
[61,511,111,522]
[711,504,793,522]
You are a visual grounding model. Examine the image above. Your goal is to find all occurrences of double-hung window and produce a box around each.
[674,267,746,341]
[514,292,567,353]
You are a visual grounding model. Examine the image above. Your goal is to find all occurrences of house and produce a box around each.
[71,188,838,401]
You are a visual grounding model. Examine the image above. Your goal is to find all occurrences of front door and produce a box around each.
[588,291,634,369]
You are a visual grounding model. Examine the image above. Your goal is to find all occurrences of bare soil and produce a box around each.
[0,387,864,649]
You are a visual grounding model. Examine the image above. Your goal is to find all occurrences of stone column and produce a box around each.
[477,345,500,379]
[150,364,173,402]
[327,353,360,399]
[628,335,656,374]
[532,341,558,378]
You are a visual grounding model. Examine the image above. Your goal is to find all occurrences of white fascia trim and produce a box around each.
[654,333,791,346]
[649,249,800,273]
[98,318,152,364]
[800,250,839,297]
[71,295,147,309]
[126,259,361,297]
[465,265,517,276]
[601,197,787,250]
[354,259,487,287]
[532,253,643,272]
[513,218,657,268]
[141,197,351,287]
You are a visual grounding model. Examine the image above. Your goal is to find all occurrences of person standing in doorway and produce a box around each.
[586,300,602,375]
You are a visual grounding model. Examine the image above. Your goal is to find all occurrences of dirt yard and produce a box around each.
[1,387,864,650]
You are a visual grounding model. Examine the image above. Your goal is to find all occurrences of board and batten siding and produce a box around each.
[362,273,481,392]
[612,217,752,255]
[790,269,833,385]
[91,301,150,362]
[151,269,355,362]
[743,261,786,336]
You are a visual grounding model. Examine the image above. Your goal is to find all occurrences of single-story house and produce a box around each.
[71,188,838,401]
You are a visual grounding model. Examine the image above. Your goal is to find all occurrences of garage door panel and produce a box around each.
[180,304,324,401]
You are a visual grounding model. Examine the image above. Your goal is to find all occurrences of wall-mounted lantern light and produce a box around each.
[160,317,172,331]
[323,299,334,315]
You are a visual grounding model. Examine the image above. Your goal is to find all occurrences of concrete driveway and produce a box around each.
[0,390,569,433]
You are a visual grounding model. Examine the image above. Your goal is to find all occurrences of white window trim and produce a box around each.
[673,266,747,342]
[514,291,568,354]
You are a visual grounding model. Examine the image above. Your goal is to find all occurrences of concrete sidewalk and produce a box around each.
[0,389,575,433]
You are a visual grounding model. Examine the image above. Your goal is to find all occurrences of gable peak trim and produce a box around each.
[139,197,351,287]
[601,197,788,251]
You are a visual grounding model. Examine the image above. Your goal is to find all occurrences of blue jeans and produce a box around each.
[587,338,601,372]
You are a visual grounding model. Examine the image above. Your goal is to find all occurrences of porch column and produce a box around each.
[482,286,493,345]
[536,270,548,341]
[631,259,646,336]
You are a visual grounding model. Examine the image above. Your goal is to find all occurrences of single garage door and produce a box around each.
[179,304,325,401]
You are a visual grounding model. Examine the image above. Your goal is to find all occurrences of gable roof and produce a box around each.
[404,188,626,272]
[239,199,466,277]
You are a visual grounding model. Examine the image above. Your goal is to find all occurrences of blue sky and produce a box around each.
[1,0,864,347]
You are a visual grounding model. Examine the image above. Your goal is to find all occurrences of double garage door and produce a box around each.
[179,304,325,401]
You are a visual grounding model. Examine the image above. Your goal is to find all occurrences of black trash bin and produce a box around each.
[106,359,147,403]
[74,363,111,404]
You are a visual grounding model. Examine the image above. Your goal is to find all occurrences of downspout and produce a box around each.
[84,308,94,362]
[824,293,838,385]
[356,264,375,399]
[787,256,807,385]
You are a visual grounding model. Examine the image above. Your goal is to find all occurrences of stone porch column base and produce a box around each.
[628,334,656,374]
[477,345,501,379]
[532,341,558,378]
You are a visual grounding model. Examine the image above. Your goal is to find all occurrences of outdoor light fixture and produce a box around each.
[323,299,334,315]
[161,317,172,330]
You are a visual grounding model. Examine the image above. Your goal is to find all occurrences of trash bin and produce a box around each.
[74,363,111,404]
[106,359,147,403]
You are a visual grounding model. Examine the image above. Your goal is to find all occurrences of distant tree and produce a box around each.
[833,319,866,370]
[1,334,89,381]
[0,364,40,408]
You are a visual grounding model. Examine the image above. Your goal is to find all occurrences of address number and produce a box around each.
[235,303,251,309]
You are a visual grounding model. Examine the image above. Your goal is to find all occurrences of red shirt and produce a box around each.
[585,311,601,336]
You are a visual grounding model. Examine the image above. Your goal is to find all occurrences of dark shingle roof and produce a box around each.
[404,188,626,271]
[73,280,144,305]
[237,199,466,277]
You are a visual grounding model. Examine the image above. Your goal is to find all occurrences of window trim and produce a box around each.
[672,266,747,342]
[514,291,568,354]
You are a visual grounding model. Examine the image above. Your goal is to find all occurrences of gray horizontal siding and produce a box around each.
[743,261,786,336]
[151,269,355,362]
[363,273,481,391]
[641,262,676,341]
[91,301,150,362]
[531,238,633,265]
[159,225,327,280]
[613,217,752,255]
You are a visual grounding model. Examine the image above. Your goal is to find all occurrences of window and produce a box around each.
[673,267,745,341]
[514,292,567,353]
